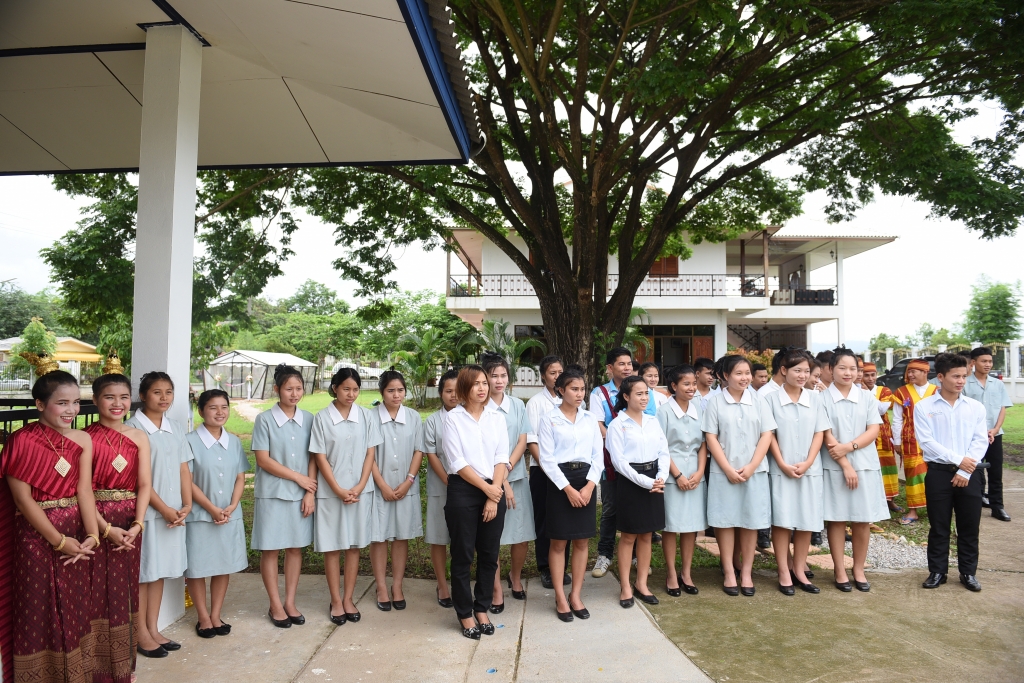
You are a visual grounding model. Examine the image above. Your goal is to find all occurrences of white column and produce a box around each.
[805,323,813,351]
[1010,340,1020,378]
[715,310,727,359]
[132,24,203,629]
[864,349,871,364]
[886,347,894,370]
[834,242,845,346]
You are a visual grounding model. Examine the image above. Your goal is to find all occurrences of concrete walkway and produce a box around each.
[138,572,711,683]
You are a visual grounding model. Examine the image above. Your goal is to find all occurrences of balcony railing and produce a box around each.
[448,274,837,305]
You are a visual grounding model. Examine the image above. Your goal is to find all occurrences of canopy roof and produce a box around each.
[0,0,480,173]
[210,350,317,368]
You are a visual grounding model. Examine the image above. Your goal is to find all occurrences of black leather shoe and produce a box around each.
[562,572,571,586]
[619,597,635,608]
[922,572,947,589]
[540,569,554,589]
[981,495,991,508]
[376,599,392,612]
[757,530,772,549]
[460,624,481,640]
[633,585,659,605]
[389,589,406,611]
[804,569,815,579]
[488,601,504,614]
[722,585,739,597]
[740,585,755,597]
[557,609,574,622]
[666,583,682,597]
[652,532,662,544]
[195,622,217,639]
[214,621,231,636]
[478,621,495,636]
[778,583,795,596]
[137,644,168,659]
[791,570,821,594]
[959,574,982,592]
[992,507,1011,522]
[508,575,526,600]
[345,611,361,623]
[853,580,871,592]
[288,613,305,625]
[570,605,590,619]
[159,640,181,651]
[329,604,346,626]
[436,588,454,609]
[681,582,698,595]
[834,580,853,592]
[269,610,292,628]
[810,532,822,546]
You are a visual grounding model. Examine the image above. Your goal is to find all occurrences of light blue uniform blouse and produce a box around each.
[185,425,250,522]
[251,404,314,501]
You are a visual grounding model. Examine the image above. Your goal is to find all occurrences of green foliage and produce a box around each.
[279,279,350,315]
[0,284,65,339]
[476,319,546,385]
[395,329,446,407]
[963,277,1022,344]
[358,291,476,363]
[262,313,361,366]
[11,318,58,371]
[868,333,905,353]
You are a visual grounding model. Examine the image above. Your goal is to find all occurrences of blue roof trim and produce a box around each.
[397,0,471,161]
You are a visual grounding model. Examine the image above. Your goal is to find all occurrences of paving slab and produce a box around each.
[978,467,1024,572]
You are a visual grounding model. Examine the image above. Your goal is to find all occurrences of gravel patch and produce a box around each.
[820,533,942,570]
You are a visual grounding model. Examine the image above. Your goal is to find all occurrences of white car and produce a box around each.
[0,379,31,391]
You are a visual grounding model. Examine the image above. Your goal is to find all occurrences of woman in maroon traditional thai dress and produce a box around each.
[84,374,152,683]
[0,370,100,683]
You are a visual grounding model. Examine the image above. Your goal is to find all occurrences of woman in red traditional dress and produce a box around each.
[84,374,153,683]
[0,370,100,683]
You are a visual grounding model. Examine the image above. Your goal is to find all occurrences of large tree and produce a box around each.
[963,276,1022,344]
[294,0,1023,375]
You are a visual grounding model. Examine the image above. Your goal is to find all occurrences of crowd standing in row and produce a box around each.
[0,343,1010,680]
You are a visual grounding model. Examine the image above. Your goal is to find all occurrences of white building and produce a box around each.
[446,227,895,372]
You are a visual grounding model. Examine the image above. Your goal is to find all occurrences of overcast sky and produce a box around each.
[2,107,1021,351]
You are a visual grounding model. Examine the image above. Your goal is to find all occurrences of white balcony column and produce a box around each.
[864,349,871,364]
[835,241,845,346]
[715,310,728,358]
[131,24,203,629]
[886,347,894,369]
[1010,340,1020,378]
[805,323,813,351]
[937,344,947,353]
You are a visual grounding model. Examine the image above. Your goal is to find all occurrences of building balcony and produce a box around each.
[447,273,837,306]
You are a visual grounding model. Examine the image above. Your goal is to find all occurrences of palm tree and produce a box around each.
[477,319,546,387]
[395,329,445,407]
[623,306,653,358]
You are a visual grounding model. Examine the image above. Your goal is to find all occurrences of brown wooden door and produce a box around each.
[693,336,714,361]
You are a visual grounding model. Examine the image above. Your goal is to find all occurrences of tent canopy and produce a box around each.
[206,349,317,400]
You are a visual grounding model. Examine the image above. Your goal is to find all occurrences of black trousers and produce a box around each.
[979,435,1004,509]
[925,464,982,576]
[597,475,618,559]
[530,465,567,571]
[445,474,507,619]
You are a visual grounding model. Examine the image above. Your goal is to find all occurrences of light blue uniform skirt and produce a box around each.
[707,471,771,530]
[663,478,708,533]
[315,494,374,551]
[425,492,449,545]
[251,497,313,550]
[140,522,187,584]
[822,468,889,523]
[185,518,248,578]
[769,474,824,531]
[373,490,423,542]
[499,477,537,545]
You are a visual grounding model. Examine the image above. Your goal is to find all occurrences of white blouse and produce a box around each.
[536,406,604,490]
[605,412,670,490]
[442,404,510,480]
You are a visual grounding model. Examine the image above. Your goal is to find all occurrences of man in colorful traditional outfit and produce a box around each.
[862,363,901,511]
[892,359,935,524]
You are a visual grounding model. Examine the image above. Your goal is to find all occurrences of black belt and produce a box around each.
[630,460,658,473]
[927,462,990,473]
[559,461,589,471]
[449,473,494,484]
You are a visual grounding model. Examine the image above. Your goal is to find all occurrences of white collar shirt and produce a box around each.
[526,387,561,445]
[668,398,701,421]
[722,387,755,406]
[327,401,360,425]
[757,379,782,398]
[271,402,304,427]
[133,410,173,434]
[536,406,604,490]
[605,412,670,490]
[915,393,989,480]
[441,404,510,479]
[827,382,860,404]
[777,387,813,408]
[377,403,407,425]
[197,423,230,449]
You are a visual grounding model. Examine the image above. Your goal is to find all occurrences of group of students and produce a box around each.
[0,341,1004,681]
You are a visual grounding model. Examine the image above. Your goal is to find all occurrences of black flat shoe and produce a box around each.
[570,605,590,619]
[853,580,870,592]
[137,644,167,659]
[329,604,346,626]
[959,574,982,592]
[791,570,820,594]
[778,583,795,596]
[195,623,217,639]
[722,585,739,597]
[508,575,526,600]
[436,588,454,608]
[376,599,392,612]
[682,582,699,595]
[488,601,505,614]
[268,610,292,628]
[478,622,495,636]
[619,597,635,608]
[389,588,406,611]
[805,569,815,579]
[666,583,682,597]
[214,621,231,636]
[345,611,361,623]
[557,609,574,622]
[460,624,481,640]
[159,640,181,651]
[834,580,853,592]
[922,572,947,589]
[288,613,305,625]
[633,585,659,605]
[740,585,755,597]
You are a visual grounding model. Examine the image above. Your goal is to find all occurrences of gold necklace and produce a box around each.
[103,425,129,473]
[41,424,72,478]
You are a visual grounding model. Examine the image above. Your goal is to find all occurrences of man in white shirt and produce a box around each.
[693,357,716,411]
[916,353,989,592]
[963,347,1013,521]
[525,355,570,588]
[751,363,770,392]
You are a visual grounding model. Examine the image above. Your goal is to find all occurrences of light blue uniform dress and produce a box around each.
[250,403,315,550]
[311,402,383,551]
[820,384,888,523]
[184,425,250,578]
[493,395,536,545]
[656,399,707,533]
[372,404,424,543]
[701,390,777,530]
[764,388,830,531]
[127,411,193,583]
[423,408,451,545]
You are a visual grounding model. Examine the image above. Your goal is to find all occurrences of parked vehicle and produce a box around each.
[0,378,31,391]
[876,356,936,392]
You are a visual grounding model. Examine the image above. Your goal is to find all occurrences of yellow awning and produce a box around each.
[55,352,103,362]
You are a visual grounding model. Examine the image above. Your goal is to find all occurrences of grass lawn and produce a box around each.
[1001,404,1023,470]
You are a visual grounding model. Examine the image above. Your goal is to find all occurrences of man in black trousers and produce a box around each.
[916,353,990,592]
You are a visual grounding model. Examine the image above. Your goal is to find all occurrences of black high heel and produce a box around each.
[390,588,406,611]
[507,575,526,600]
[570,603,590,619]
[488,600,504,614]
[376,589,392,611]
[556,608,574,622]
[459,617,481,640]
[436,587,454,608]
[474,615,495,636]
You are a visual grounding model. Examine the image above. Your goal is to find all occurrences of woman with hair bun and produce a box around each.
[369,369,424,611]
[310,367,381,624]
[423,369,461,607]
[251,364,316,628]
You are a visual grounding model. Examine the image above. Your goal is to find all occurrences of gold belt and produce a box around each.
[38,496,78,510]
[94,489,137,501]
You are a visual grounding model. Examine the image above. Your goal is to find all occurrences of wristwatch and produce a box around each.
[852,441,860,450]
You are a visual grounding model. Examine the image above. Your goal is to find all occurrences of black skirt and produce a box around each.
[616,461,666,534]
[545,463,598,540]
